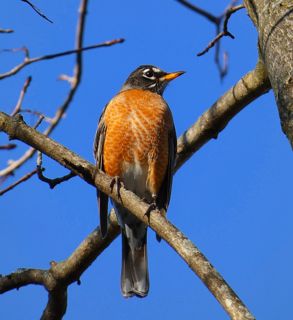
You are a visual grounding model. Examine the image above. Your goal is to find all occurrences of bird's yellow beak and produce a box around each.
[160,71,185,82]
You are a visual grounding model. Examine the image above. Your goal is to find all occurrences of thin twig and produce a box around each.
[37,152,76,189]
[21,109,52,124]
[176,0,219,24]
[0,144,17,150]
[0,29,14,33]
[33,115,45,129]
[223,5,245,31]
[11,76,32,116]
[0,46,29,57]
[177,0,244,79]
[0,169,38,196]
[0,39,124,81]
[21,0,53,24]
[197,5,244,56]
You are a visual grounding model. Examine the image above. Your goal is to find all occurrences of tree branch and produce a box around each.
[0,168,39,196]
[177,0,245,79]
[0,28,14,33]
[37,151,76,189]
[175,60,271,170]
[0,268,46,293]
[244,0,293,148]
[21,0,53,24]
[0,143,16,150]
[0,39,124,81]
[176,0,219,24]
[0,111,255,320]
[40,288,67,320]
[0,40,123,179]
[197,5,245,57]
[11,76,32,116]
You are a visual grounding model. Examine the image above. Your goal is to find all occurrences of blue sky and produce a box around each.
[1,1,292,319]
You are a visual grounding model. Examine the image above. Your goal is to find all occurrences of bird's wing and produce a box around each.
[93,107,108,238]
[157,123,177,211]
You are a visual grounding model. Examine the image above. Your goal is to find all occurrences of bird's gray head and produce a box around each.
[121,65,184,95]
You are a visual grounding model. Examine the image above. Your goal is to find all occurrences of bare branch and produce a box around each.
[197,5,245,56]
[0,147,35,178]
[176,0,219,24]
[0,143,16,150]
[21,0,53,24]
[223,4,245,32]
[0,268,46,293]
[41,288,67,320]
[37,152,76,189]
[0,40,123,178]
[0,46,29,57]
[0,39,124,81]
[0,28,14,33]
[0,169,38,196]
[175,60,271,170]
[11,76,32,116]
[197,31,233,57]
[20,109,53,124]
[0,103,260,319]
[33,115,45,129]
[176,1,244,79]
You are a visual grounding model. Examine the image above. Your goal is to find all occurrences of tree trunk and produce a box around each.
[244,0,293,147]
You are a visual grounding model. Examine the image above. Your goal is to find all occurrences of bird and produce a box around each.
[94,65,184,298]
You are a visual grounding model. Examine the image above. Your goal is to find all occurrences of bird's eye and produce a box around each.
[144,70,154,78]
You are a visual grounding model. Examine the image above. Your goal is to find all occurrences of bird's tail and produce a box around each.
[121,227,149,298]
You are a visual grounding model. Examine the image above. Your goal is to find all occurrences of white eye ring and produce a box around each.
[143,69,155,80]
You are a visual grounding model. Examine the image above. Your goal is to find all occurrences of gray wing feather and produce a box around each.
[157,124,177,210]
[94,109,108,238]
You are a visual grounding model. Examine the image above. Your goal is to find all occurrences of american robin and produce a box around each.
[94,65,184,298]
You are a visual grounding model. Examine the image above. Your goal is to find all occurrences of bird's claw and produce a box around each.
[144,201,157,223]
[110,176,123,201]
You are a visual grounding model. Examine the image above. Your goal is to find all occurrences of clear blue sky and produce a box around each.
[1,1,292,319]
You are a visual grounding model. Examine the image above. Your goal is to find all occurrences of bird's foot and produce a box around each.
[110,176,123,202]
[144,196,158,223]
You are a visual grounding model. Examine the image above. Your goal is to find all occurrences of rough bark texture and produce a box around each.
[244,0,293,147]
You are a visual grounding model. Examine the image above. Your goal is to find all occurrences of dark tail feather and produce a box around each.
[121,230,149,298]
[97,189,108,238]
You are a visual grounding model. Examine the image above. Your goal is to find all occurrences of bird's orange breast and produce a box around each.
[103,89,173,196]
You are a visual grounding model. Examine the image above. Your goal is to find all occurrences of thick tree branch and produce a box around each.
[0,212,120,291]
[0,112,255,320]
[40,288,67,320]
[244,0,293,147]
[0,269,46,293]
[175,60,271,170]
[0,61,270,319]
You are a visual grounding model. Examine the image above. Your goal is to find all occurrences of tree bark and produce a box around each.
[244,0,293,147]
